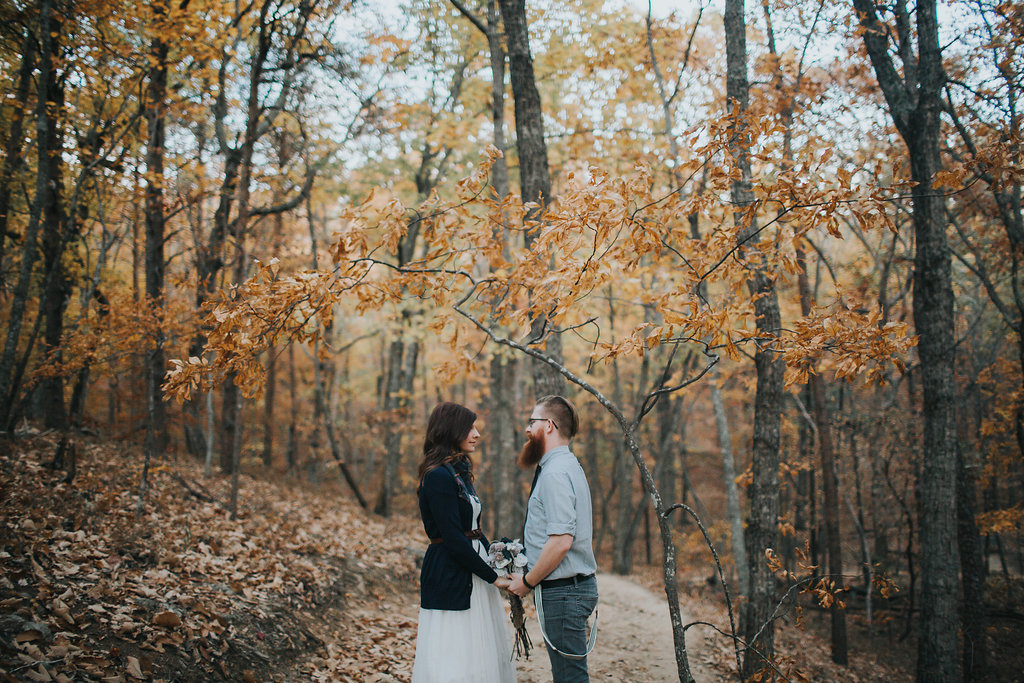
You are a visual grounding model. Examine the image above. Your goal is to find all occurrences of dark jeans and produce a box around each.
[538,575,599,683]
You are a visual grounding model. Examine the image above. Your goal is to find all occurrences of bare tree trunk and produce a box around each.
[182,129,211,459]
[870,406,890,569]
[853,1,960,679]
[144,10,170,457]
[35,5,70,433]
[375,337,405,517]
[497,0,563,397]
[204,389,214,476]
[609,292,637,574]
[611,436,636,574]
[655,392,679,525]
[220,377,241,475]
[710,367,748,597]
[489,352,520,535]
[138,9,171,507]
[724,0,783,674]
[261,142,289,468]
[0,1,63,428]
[38,192,69,432]
[263,346,276,468]
[497,0,550,225]
[797,245,848,664]
[228,390,243,519]
[482,0,521,539]
[957,441,987,681]
[286,341,298,472]
[485,0,509,198]
[375,331,419,517]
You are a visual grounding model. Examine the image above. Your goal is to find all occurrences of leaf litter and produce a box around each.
[0,434,421,682]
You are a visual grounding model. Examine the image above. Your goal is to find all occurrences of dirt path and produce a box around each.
[376,573,712,679]
[511,573,710,683]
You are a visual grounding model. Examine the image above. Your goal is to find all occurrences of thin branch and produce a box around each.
[664,503,742,677]
[448,0,490,36]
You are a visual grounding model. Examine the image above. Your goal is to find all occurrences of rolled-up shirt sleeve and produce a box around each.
[540,471,577,537]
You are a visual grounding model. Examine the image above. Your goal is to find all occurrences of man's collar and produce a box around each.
[539,444,571,467]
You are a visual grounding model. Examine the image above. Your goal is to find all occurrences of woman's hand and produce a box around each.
[493,576,512,590]
[506,573,530,597]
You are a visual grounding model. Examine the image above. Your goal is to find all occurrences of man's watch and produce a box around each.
[522,574,536,591]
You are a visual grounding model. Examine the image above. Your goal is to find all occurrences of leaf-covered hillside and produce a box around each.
[0,434,420,682]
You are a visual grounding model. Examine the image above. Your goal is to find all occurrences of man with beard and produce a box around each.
[508,395,597,683]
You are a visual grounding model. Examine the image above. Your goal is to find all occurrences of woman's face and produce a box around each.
[459,422,481,454]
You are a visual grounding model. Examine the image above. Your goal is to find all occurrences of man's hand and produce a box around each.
[507,573,530,597]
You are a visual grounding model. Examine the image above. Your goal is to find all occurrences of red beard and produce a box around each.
[518,431,545,469]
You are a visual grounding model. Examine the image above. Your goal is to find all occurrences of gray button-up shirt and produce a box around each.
[524,445,597,581]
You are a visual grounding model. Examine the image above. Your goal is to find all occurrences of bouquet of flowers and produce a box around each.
[488,538,532,660]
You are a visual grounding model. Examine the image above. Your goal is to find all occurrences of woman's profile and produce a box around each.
[412,402,516,682]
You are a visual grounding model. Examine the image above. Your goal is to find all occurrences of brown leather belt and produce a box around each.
[430,529,483,544]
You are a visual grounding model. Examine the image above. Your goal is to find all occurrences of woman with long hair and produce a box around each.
[412,402,516,682]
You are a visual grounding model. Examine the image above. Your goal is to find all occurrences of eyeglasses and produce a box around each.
[527,417,559,429]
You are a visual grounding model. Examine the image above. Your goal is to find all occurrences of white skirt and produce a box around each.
[412,573,516,682]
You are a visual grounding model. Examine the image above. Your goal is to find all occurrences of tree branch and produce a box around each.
[448,0,490,37]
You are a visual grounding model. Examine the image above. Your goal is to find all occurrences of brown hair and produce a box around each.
[417,402,477,485]
[536,395,579,439]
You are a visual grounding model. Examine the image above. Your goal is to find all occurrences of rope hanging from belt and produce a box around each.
[533,580,599,660]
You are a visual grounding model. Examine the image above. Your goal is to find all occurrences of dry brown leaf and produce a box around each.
[50,598,74,625]
[24,664,53,682]
[153,632,184,647]
[125,655,144,680]
[152,611,181,628]
[44,644,68,659]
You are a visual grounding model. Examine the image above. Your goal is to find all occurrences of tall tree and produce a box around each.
[497,0,564,398]
[373,10,475,515]
[797,244,848,664]
[449,0,522,546]
[852,0,960,679]
[143,0,174,458]
[186,0,318,474]
[724,0,784,675]
[0,0,65,429]
[762,0,847,663]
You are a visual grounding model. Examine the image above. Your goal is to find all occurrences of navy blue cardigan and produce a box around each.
[418,462,498,610]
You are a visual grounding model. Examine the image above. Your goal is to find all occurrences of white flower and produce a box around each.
[513,554,528,568]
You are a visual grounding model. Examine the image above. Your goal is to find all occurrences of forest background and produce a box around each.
[0,0,1022,680]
